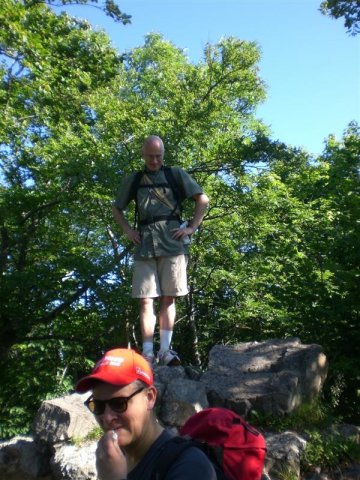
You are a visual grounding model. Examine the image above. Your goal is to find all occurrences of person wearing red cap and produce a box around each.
[76,348,216,480]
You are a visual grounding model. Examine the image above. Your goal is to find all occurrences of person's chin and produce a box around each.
[115,427,131,442]
[117,436,128,446]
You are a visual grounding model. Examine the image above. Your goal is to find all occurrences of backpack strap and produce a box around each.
[128,171,143,202]
[163,166,184,207]
[139,214,181,227]
[128,171,143,229]
[128,166,184,230]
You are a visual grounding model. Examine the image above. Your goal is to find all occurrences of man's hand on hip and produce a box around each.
[126,229,141,245]
[171,226,194,240]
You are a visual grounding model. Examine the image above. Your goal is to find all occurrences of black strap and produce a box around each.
[129,171,143,202]
[129,166,184,230]
[163,166,184,207]
[136,182,169,190]
[129,171,144,229]
[139,214,180,227]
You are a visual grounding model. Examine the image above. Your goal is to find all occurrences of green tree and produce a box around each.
[1,1,359,438]
[88,32,268,362]
[0,0,131,435]
[320,0,360,34]
[34,0,131,24]
[0,5,268,434]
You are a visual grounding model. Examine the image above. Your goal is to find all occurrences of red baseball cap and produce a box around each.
[75,348,153,393]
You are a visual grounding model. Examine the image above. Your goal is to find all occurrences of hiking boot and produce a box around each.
[142,352,156,367]
[157,349,181,366]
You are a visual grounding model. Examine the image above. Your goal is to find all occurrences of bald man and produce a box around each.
[113,136,209,366]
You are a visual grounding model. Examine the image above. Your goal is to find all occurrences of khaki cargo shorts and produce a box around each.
[132,255,189,298]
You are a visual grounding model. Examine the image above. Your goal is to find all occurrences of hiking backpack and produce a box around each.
[153,407,267,480]
[128,166,185,228]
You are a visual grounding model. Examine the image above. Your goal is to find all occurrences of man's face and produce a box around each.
[91,382,155,448]
[142,140,164,172]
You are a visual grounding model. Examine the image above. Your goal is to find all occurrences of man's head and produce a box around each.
[141,135,164,172]
[76,349,157,447]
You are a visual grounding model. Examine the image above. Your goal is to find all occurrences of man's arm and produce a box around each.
[171,193,209,241]
[188,193,209,232]
[112,204,141,245]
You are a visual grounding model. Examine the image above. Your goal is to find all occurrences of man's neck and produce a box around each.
[144,165,164,173]
[125,420,164,471]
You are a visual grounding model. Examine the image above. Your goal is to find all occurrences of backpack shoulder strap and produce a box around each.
[129,167,185,228]
[128,171,143,229]
[151,437,194,480]
[163,166,181,203]
[163,166,186,218]
[128,171,143,202]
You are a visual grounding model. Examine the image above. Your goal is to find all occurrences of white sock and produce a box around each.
[142,341,154,356]
[159,329,173,353]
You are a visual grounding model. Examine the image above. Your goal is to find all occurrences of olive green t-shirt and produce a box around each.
[114,166,203,259]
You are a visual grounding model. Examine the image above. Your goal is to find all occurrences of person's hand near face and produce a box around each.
[88,381,158,480]
[96,430,127,480]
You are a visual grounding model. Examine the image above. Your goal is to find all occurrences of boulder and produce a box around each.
[50,442,97,480]
[159,378,208,427]
[0,436,51,480]
[32,394,98,444]
[200,338,328,416]
[4,339,359,480]
[264,431,307,478]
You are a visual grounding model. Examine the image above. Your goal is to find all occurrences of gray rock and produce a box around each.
[327,424,360,443]
[0,436,51,480]
[50,442,97,480]
[3,339,357,480]
[335,463,360,480]
[160,378,208,427]
[32,393,98,444]
[153,365,186,384]
[154,380,166,405]
[184,366,202,381]
[200,339,328,416]
[264,431,307,478]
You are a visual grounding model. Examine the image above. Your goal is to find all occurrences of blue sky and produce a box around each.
[59,0,360,157]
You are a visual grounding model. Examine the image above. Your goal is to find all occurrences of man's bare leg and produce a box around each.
[158,296,180,365]
[139,297,156,361]
[159,295,176,332]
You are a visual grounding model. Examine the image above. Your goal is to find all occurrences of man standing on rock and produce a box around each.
[112,136,209,366]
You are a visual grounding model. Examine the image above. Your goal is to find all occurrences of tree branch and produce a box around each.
[38,245,132,324]
[20,199,61,224]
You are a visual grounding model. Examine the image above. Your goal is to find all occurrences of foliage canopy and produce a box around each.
[320,0,360,34]
[0,1,359,437]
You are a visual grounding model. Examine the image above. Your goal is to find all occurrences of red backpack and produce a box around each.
[153,407,267,480]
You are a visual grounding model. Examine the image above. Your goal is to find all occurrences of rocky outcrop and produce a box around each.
[0,339,358,480]
[192,338,327,417]
[50,442,97,480]
[0,436,52,480]
[32,394,98,445]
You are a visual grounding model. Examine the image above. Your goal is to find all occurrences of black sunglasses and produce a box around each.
[84,387,145,415]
